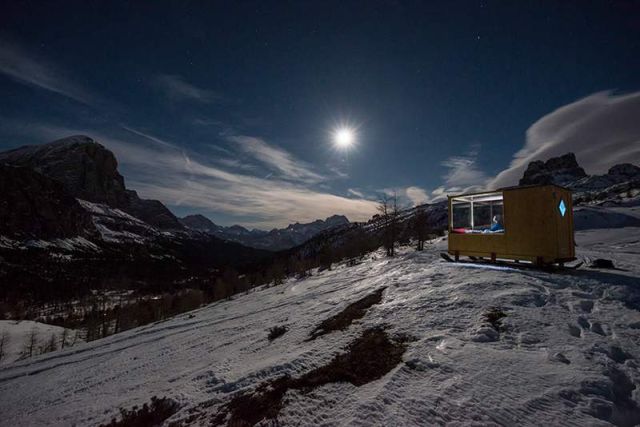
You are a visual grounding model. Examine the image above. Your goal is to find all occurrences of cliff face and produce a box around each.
[0,135,182,229]
[0,164,95,239]
[0,135,127,206]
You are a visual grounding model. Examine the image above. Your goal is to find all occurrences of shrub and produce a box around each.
[268,325,287,341]
[483,307,507,331]
[100,396,179,427]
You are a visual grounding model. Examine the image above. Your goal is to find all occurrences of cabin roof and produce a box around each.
[447,183,572,200]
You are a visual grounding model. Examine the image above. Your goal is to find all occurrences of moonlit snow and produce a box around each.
[0,228,639,426]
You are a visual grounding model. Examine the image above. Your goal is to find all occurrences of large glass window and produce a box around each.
[451,192,504,234]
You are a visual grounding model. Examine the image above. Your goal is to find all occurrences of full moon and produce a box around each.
[334,128,355,148]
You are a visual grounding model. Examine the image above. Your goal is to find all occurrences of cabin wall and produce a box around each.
[448,185,575,263]
[553,187,575,260]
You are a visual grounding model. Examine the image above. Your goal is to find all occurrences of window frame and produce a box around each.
[449,191,505,235]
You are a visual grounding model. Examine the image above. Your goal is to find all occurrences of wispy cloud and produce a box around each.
[440,144,488,189]
[347,188,365,198]
[228,135,325,183]
[489,91,640,188]
[0,39,96,105]
[152,74,219,104]
[121,126,180,149]
[405,186,429,205]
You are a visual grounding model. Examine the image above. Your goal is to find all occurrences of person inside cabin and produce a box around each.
[490,214,504,232]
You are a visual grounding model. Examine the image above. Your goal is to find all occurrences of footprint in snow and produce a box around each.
[549,352,571,364]
[589,321,606,336]
[568,323,582,338]
[577,316,590,330]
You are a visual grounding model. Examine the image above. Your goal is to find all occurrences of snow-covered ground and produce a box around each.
[0,228,639,426]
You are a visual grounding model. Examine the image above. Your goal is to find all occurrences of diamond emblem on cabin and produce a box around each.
[558,199,567,217]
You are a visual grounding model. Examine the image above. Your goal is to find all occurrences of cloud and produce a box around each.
[152,74,219,103]
[347,188,365,198]
[441,144,488,188]
[121,126,180,149]
[405,186,429,205]
[0,39,96,105]
[228,135,325,183]
[489,91,640,188]
[6,122,377,228]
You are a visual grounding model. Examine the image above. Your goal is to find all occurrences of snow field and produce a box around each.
[0,228,638,426]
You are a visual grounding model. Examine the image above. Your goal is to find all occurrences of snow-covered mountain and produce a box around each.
[1,225,639,426]
[180,214,350,251]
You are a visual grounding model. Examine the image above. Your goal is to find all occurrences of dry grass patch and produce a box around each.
[215,327,406,426]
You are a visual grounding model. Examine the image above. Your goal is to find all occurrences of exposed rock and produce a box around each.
[589,259,616,269]
[0,164,95,239]
[0,136,182,229]
[519,153,587,186]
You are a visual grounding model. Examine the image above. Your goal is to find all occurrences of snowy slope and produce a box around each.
[0,228,639,426]
[574,205,640,231]
[0,321,82,366]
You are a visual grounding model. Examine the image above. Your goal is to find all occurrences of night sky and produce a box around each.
[1,1,639,228]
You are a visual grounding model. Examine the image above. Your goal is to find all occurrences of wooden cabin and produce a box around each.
[447,184,575,266]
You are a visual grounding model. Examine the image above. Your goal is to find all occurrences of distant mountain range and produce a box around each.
[179,214,349,251]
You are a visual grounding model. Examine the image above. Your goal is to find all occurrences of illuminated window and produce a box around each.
[451,192,504,234]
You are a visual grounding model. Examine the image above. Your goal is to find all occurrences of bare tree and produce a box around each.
[60,328,69,349]
[413,205,429,251]
[266,261,286,287]
[42,332,58,354]
[22,327,38,358]
[0,330,9,363]
[378,192,399,256]
[71,330,80,346]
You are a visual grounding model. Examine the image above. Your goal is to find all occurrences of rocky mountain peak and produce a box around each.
[0,136,182,229]
[608,163,640,178]
[325,214,349,226]
[517,153,639,206]
[0,135,127,206]
[180,214,219,232]
[519,152,587,186]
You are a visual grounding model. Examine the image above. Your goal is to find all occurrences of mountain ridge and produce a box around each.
[179,213,350,251]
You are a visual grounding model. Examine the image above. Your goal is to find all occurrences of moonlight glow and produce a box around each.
[333,128,355,148]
